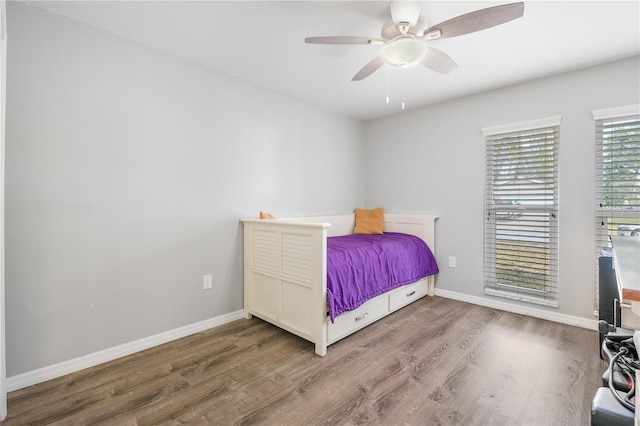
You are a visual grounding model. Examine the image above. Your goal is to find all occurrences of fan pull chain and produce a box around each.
[401,68,406,110]
[385,66,390,104]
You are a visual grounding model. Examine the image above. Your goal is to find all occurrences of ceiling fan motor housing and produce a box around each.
[381,18,427,40]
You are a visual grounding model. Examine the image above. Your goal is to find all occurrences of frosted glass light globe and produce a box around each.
[381,38,427,68]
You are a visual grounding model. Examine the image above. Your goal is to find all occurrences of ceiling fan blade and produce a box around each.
[390,0,421,30]
[421,47,458,74]
[352,56,385,81]
[424,2,524,40]
[305,36,378,45]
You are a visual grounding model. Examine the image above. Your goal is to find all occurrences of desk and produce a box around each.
[611,236,640,329]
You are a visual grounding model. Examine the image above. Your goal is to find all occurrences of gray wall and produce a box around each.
[6,0,640,379]
[364,55,640,320]
[5,3,364,376]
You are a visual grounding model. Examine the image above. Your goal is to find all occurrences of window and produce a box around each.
[483,117,561,307]
[594,105,640,257]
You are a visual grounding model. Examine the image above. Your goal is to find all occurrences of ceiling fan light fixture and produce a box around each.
[381,38,427,68]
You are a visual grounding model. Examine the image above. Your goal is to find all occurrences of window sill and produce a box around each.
[485,287,559,309]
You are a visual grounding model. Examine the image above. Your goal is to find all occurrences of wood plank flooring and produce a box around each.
[2,297,605,425]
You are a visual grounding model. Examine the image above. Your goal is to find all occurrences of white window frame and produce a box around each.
[593,104,640,310]
[483,116,561,308]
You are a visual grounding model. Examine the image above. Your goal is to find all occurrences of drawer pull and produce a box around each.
[355,313,368,322]
[406,290,416,297]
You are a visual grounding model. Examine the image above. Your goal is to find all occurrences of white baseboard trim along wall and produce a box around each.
[7,290,598,392]
[435,288,598,331]
[6,310,245,392]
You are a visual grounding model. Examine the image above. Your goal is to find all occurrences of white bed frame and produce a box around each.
[241,213,438,356]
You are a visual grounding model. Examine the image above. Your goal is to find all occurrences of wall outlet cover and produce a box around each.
[203,274,213,290]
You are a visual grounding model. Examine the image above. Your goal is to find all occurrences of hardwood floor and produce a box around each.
[2,297,604,425]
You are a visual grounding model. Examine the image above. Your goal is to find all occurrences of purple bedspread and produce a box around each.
[326,232,439,322]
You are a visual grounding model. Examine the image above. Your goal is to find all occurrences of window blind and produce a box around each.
[483,118,560,307]
[594,107,640,258]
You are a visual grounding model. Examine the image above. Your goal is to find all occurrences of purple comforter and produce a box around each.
[326,232,439,322]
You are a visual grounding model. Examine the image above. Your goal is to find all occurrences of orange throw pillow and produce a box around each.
[353,208,384,234]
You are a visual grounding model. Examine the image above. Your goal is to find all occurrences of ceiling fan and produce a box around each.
[305,1,524,81]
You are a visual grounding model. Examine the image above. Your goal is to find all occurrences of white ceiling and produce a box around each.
[23,1,640,120]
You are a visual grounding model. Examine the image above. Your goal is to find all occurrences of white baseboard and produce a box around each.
[435,288,598,331]
[6,310,245,392]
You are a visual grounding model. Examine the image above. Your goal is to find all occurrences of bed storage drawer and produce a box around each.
[327,295,388,343]
[389,278,429,311]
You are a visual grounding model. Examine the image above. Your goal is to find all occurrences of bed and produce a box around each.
[241,213,438,356]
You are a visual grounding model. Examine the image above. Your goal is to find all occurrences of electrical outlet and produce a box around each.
[203,274,213,290]
[448,256,457,268]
